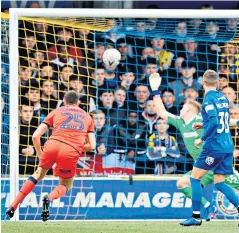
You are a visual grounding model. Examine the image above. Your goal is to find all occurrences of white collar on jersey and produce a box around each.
[184,116,196,126]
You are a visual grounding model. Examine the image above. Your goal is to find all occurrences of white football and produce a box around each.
[103,48,121,67]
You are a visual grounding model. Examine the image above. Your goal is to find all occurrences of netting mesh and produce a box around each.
[1,13,239,220]
[18,16,113,31]
[114,18,237,42]
[17,17,98,175]
[1,16,10,176]
[1,13,239,176]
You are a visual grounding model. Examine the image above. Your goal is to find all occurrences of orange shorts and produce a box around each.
[39,139,80,179]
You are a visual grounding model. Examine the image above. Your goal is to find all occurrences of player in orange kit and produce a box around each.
[6,90,96,221]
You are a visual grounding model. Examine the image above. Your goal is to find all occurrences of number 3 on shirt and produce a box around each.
[217,112,229,134]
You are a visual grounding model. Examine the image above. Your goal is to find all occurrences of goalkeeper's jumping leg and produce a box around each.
[177,177,217,221]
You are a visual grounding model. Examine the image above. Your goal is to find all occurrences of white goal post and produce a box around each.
[8,8,239,221]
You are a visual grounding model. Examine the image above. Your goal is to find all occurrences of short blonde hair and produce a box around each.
[90,109,105,117]
[186,100,201,114]
[203,69,219,87]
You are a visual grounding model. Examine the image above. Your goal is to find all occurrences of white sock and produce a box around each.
[204,202,210,208]
[193,211,200,215]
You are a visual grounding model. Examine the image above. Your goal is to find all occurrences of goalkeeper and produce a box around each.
[149,73,239,220]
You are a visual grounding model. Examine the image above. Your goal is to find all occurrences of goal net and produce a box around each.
[1,9,239,221]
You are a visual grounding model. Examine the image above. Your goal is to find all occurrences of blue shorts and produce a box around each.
[194,149,233,175]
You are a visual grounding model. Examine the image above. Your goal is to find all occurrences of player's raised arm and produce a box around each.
[149,73,170,121]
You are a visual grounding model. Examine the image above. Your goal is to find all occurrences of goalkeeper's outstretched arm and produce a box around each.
[149,73,170,121]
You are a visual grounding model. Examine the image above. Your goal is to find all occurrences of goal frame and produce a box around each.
[8,8,239,221]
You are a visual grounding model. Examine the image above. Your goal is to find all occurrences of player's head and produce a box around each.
[180,100,201,119]
[155,118,169,134]
[202,69,219,89]
[63,90,79,106]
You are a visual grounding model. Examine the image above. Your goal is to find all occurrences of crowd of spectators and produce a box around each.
[1,9,239,176]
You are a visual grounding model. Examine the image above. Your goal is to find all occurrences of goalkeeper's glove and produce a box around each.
[149,73,162,96]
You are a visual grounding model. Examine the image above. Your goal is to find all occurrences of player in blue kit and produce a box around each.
[180,70,239,227]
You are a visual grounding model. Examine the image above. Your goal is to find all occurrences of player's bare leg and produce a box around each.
[48,176,74,201]
[180,167,208,226]
[42,176,74,222]
[6,167,49,219]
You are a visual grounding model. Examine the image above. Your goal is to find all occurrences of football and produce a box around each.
[102,48,121,67]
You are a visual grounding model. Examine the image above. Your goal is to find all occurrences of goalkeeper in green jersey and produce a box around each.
[149,73,239,221]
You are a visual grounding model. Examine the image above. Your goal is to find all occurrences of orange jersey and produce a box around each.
[43,106,94,153]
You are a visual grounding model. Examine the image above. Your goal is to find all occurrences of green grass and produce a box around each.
[1,221,239,233]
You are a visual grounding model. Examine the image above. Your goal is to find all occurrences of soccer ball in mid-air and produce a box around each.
[103,48,121,67]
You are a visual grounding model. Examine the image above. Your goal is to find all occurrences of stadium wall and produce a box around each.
[1,177,238,220]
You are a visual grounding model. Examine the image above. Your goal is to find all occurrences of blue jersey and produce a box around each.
[201,90,234,153]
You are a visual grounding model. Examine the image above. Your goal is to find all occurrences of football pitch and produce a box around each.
[2,221,239,233]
